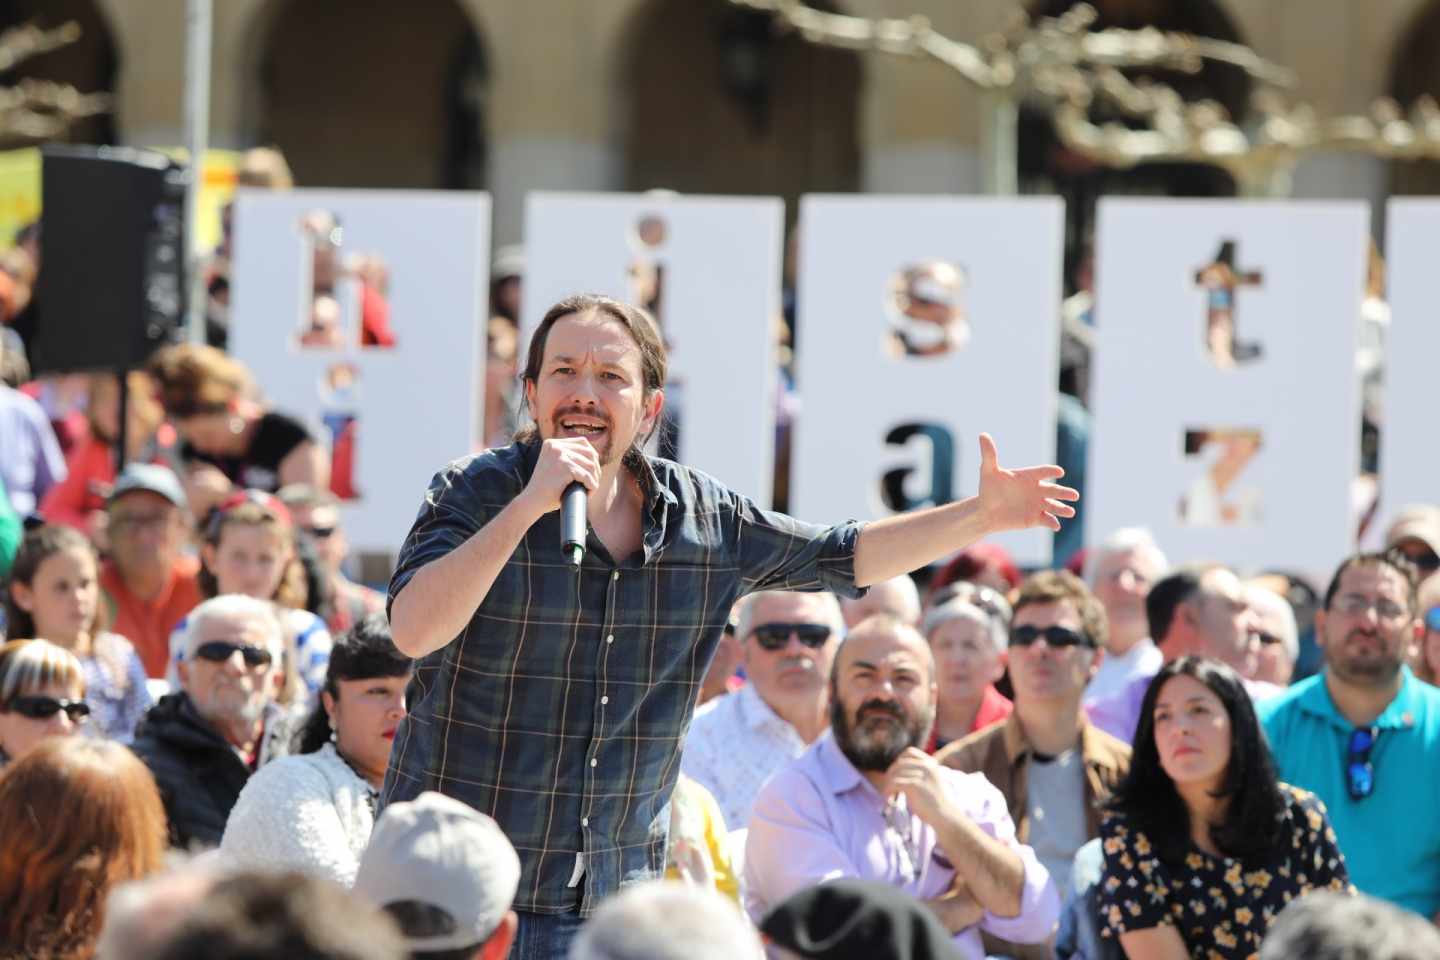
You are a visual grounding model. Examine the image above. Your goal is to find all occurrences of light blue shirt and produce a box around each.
[1259,666,1440,917]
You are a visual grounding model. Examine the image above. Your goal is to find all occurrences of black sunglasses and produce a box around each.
[1010,624,1093,649]
[10,695,91,722]
[193,641,274,668]
[303,525,337,540]
[750,622,832,651]
[1346,726,1379,801]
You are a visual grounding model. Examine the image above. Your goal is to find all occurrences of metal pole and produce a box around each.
[183,0,213,344]
[979,91,1020,196]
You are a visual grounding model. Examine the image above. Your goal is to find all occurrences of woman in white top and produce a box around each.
[220,612,409,886]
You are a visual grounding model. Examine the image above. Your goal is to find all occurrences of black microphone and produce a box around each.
[560,481,587,567]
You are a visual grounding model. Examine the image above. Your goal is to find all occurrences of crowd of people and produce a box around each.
[0,167,1438,959]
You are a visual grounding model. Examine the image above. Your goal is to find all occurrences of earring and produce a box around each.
[229,416,245,435]
[328,717,338,743]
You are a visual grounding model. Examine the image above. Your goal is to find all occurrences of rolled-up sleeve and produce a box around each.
[956,774,1061,944]
[388,460,489,613]
[730,491,867,599]
[743,767,859,923]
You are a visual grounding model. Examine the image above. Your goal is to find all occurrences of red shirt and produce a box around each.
[926,684,1014,754]
[100,555,203,678]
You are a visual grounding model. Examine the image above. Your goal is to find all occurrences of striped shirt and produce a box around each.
[381,440,864,915]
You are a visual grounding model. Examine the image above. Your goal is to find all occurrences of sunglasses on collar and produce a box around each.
[8,695,91,722]
[749,622,833,651]
[1346,726,1379,801]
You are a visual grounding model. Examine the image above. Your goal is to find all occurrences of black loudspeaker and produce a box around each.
[31,146,188,375]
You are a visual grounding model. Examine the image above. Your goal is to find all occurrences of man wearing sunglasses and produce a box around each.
[132,594,290,848]
[1260,551,1440,922]
[937,571,1130,960]
[681,591,844,832]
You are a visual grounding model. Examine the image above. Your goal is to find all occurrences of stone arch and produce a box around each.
[0,0,119,146]
[240,0,490,189]
[613,0,863,216]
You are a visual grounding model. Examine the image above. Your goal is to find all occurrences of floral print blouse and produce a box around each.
[1097,784,1351,959]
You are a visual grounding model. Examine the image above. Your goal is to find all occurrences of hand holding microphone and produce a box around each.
[521,438,601,566]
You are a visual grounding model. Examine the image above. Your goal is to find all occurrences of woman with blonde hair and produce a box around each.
[0,638,88,767]
[0,736,168,959]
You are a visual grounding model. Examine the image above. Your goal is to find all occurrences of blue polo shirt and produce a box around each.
[1259,667,1440,917]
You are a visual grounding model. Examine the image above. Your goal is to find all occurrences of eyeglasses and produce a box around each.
[302,525,337,540]
[109,512,174,533]
[193,641,274,669]
[1010,624,1093,649]
[1426,606,1440,633]
[1333,594,1408,622]
[9,696,91,723]
[1346,726,1379,801]
[749,622,832,651]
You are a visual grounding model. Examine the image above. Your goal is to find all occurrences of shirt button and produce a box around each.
[590,758,598,767]
[611,571,620,582]
[606,635,614,644]
[601,696,609,705]
[581,817,589,827]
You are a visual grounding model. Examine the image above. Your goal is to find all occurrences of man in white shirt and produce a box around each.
[681,590,844,831]
[1083,527,1167,705]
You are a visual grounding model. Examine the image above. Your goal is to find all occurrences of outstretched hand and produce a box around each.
[977,433,1079,533]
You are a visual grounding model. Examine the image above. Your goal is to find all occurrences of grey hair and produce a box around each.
[733,590,844,645]
[1246,584,1299,664]
[1259,891,1440,960]
[567,882,763,960]
[180,594,285,665]
[1086,526,1169,587]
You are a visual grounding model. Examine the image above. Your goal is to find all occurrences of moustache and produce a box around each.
[854,698,906,725]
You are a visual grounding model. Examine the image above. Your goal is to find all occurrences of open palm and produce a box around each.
[976,433,1079,533]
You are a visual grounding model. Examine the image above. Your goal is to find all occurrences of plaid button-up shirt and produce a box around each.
[382,440,864,915]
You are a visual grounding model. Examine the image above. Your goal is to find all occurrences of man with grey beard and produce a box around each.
[131,594,292,848]
[744,614,1059,959]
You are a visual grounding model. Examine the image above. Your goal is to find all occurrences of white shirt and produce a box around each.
[681,683,810,832]
[1084,637,1163,706]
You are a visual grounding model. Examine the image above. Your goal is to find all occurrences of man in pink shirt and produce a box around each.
[745,614,1060,957]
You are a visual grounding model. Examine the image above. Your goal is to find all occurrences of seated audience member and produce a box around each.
[0,354,66,515]
[1411,572,1440,687]
[1083,527,1168,705]
[921,582,1014,750]
[1098,657,1350,959]
[939,571,1129,960]
[41,370,175,538]
[568,882,763,960]
[745,614,1060,957]
[5,524,151,741]
[99,464,202,678]
[1246,581,1299,687]
[682,590,842,831]
[0,737,167,959]
[152,870,407,960]
[222,613,409,885]
[1384,505,1440,580]
[1258,891,1440,960]
[667,772,741,902]
[761,879,961,960]
[696,605,743,706]
[354,791,521,960]
[172,490,332,697]
[1088,566,1278,743]
[841,574,921,628]
[928,543,1021,601]
[149,342,330,507]
[97,861,221,960]
[0,638,88,766]
[132,595,291,848]
[279,484,386,634]
[1260,551,1440,918]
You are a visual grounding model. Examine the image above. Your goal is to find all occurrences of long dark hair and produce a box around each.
[1107,656,1287,866]
[4,525,106,640]
[294,613,410,755]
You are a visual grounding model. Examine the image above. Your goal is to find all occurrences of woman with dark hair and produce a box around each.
[0,736,167,959]
[219,613,409,885]
[1097,657,1351,959]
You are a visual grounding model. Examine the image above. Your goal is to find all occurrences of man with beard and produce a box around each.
[1260,552,1440,919]
[131,594,291,847]
[384,295,1077,955]
[743,614,1059,957]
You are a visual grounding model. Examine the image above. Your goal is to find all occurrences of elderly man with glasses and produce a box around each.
[744,613,1059,957]
[937,571,1130,960]
[1260,551,1440,921]
[131,594,291,848]
[680,590,844,833]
